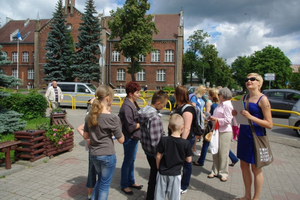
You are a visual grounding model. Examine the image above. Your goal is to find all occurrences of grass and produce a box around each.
[0,117,50,162]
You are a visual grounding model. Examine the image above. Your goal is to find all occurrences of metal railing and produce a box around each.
[271,109,300,130]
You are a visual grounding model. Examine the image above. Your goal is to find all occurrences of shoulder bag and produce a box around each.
[246,95,273,168]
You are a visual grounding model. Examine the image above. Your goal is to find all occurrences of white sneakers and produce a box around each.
[192,150,200,156]
[180,189,187,194]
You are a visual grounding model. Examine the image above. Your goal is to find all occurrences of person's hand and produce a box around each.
[240,110,251,119]
[232,110,238,116]
[210,116,217,121]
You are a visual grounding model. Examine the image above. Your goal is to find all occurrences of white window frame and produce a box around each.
[165,50,174,62]
[28,69,34,80]
[124,57,131,62]
[112,51,120,62]
[138,54,145,62]
[156,69,166,81]
[22,51,29,63]
[117,69,125,81]
[151,50,160,62]
[12,52,18,63]
[136,69,145,81]
[12,69,18,78]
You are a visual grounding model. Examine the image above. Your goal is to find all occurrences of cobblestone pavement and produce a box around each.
[0,107,300,200]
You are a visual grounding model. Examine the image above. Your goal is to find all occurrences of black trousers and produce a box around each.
[146,155,157,200]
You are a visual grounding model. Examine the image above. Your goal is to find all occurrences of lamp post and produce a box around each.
[98,43,106,85]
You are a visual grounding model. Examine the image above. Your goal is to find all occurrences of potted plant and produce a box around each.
[51,107,67,114]
[45,124,73,147]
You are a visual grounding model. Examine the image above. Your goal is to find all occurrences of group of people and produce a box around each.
[74,72,273,200]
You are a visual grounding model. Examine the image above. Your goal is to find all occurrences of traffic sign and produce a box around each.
[264,73,275,81]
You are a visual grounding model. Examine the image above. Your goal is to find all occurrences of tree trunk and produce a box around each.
[131,60,136,81]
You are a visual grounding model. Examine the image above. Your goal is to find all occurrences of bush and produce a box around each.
[0,91,47,120]
[0,109,26,134]
[163,86,175,92]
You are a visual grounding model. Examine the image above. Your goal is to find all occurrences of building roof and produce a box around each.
[291,65,300,73]
[104,13,181,40]
[0,19,49,44]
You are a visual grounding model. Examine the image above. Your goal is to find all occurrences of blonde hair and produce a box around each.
[247,73,263,90]
[169,114,184,132]
[208,88,219,103]
[88,86,114,127]
[195,85,206,97]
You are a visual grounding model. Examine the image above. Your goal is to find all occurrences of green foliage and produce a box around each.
[0,133,15,160]
[0,92,47,120]
[162,86,175,92]
[71,0,101,83]
[0,45,11,66]
[26,118,50,130]
[290,72,300,90]
[43,0,74,81]
[0,109,26,134]
[108,0,158,81]
[45,124,73,147]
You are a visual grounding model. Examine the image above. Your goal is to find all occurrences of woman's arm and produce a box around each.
[117,134,125,144]
[83,131,90,140]
[181,111,193,139]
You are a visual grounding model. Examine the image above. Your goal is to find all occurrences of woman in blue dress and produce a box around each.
[233,73,273,200]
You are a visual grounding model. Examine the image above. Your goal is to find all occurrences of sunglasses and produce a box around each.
[245,77,258,82]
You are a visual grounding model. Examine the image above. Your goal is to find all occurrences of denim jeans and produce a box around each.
[90,154,116,200]
[86,152,97,188]
[229,150,239,164]
[146,154,157,200]
[197,140,210,165]
[121,136,139,188]
[181,136,195,190]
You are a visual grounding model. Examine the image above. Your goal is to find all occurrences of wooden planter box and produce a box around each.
[14,130,46,162]
[44,132,74,157]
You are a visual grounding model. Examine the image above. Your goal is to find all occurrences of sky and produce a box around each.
[1,0,299,65]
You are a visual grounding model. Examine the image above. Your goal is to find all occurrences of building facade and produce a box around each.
[0,0,183,90]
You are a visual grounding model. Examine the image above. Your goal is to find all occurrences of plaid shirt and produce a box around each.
[138,105,165,156]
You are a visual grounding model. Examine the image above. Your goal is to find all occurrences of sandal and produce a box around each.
[193,161,203,166]
[220,177,227,182]
[207,174,217,178]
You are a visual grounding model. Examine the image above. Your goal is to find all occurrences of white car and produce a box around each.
[288,99,300,136]
[114,89,127,98]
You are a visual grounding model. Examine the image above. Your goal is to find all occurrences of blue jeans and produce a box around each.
[181,136,195,190]
[229,150,239,164]
[121,136,139,188]
[90,154,116,200]
[197,140,210,165]
[86,152,97,188]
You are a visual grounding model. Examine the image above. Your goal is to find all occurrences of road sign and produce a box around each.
[264,73,275,81]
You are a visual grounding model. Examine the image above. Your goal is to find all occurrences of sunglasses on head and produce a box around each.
[245,77,258,82]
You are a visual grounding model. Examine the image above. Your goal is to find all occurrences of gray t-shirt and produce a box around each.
[84,113,122,156]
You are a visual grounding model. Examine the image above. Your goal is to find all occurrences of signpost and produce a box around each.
[98,44,106,85]
[264,73,275,89]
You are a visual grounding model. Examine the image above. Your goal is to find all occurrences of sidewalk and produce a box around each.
[0,107,300,200]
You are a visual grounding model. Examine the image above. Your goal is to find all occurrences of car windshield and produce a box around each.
[86,84,97,92]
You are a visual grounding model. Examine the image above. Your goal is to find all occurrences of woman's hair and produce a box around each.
[88,86,114,127]
[125,81,141,95]
[218,87,232,100]
[208,88,219,103]
[175,86,191,105]
[195,85,206,97]
[169,113,184,132]
[247,73,264,90]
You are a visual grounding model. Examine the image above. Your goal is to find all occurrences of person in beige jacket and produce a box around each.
[45,81,63,109]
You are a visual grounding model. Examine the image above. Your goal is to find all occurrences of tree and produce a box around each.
[249,45,292,90]
[108,0,158,81]
[290,72,300,90]
[183,50,201,85]
[71,0,101,83]
[231,55,251,91]
[43,0,74,82]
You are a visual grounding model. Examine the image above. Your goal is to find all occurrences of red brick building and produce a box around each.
[0,0,183,90]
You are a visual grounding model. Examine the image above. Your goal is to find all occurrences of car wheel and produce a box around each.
[295,121,300,137]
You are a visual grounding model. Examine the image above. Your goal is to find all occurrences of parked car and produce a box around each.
[113,89,127,98]
[262,89,300,118]
[47,82,97,107]
[288,99,300,136]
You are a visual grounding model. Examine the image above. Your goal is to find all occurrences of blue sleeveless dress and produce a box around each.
[237,95,265,164]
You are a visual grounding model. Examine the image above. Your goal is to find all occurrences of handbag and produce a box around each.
[204,121,214,142]
[205,131,213,142]
[208,120,219,154]
[246,95,273,168]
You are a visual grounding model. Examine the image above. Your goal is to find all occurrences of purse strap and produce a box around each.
[245,94,257,138]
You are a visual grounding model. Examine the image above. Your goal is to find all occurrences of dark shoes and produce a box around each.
[129,184,143,190]
[193,161,204,166]
[229,161,238,167]
[121,188,134,195]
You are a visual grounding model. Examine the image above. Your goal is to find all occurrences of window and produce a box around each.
[28,69,34,80]
[117,69,125,81]
[138,54,145,62]
[22,51,29,63]
[112,51,120,62]
[136,69,145,81]
[32,51,35,63]
[12,69,18,78]
[151,50,160,62]
[165,50,174,62]
[156,86,161,90]
[156,69,166,81]
[12,52,18,63]
[124,57,131,62]
[77,85,87,93]
[1,51,7,60]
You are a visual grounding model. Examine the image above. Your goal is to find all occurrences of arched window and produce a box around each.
[22,51,29,63]
[156,69,166,81]
[117,69,125,80]
[136,69,145,81]
[165,50,174,62]
[151,50,160,62]
[28,69,34,79]
[112,51,120,62]
[12,52,18,63]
